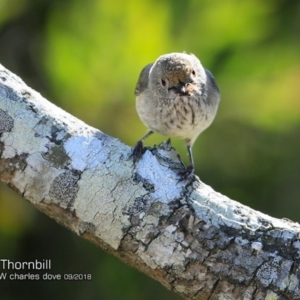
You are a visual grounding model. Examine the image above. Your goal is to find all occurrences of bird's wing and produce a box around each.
[134,63,154,96]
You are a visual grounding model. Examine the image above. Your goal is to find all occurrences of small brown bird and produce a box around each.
[132,52,220,179]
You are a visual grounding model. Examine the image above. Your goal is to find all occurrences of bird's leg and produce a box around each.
[131,130,153,163]
[186,144,195,174]
[178,140,195,180]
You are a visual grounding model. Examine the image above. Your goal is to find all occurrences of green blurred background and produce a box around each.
[0,0,300,299]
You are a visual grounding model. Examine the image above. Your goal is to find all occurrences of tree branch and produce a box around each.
[0,64,299,300]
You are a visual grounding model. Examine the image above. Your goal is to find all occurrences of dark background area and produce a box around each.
[0,0,300,299]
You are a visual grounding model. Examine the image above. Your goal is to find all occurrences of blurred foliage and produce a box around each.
[0,0,299,299]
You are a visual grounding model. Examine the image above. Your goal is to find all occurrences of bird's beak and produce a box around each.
[176,82,196,96]
[177,82,187,95]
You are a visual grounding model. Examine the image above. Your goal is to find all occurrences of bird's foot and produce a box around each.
[130,140,144,164]
[177,164,194,182]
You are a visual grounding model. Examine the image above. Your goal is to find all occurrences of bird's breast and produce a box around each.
[155,95,215,138]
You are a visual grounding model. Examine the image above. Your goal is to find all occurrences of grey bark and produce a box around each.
[0,64,299,300]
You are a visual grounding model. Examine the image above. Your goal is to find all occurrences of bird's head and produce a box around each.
[149,52,206,98]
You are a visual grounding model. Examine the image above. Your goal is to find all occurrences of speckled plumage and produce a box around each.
[133,52,220,179]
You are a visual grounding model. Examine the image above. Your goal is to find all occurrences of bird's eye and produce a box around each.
[192,70,196,76]
[161,79,166,86]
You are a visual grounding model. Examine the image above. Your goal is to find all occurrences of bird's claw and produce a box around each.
[177,164,194,182]
[131,140,144,164]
